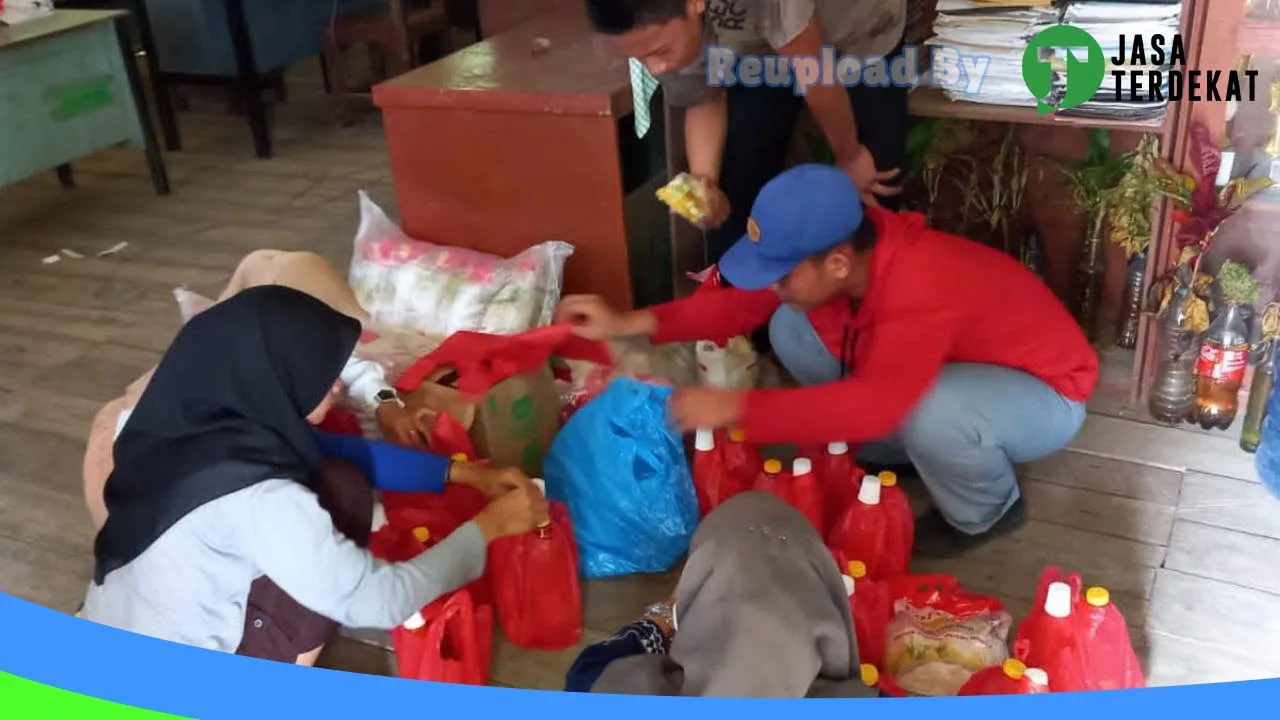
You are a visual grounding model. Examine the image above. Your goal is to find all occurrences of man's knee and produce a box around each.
[898,379,981,454]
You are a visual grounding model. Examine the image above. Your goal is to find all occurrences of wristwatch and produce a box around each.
[375,388,405,408]
[643,602,676,634]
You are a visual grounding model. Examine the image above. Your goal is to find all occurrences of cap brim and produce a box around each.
[717,233,797,291]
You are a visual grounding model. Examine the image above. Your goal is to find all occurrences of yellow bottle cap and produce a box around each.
[860,663,879,687]
[879,471,898,487]
[537,519,552,529]
[847,560,867,579]
[1003,658,1027,680]
[1086,586,1111,607]
[763,459,782,474]
[412,526,431,543]
[728,428,746,442]
[451,453,469,462]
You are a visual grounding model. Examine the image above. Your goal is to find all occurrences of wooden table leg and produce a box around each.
[116,17,171,195]
[129,0,181,151]
[222,0,272,158]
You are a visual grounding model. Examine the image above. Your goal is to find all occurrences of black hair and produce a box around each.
[584,0,689,34]
[809,215,877,262]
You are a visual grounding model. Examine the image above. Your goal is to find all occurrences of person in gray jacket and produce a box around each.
[79,285,547,665]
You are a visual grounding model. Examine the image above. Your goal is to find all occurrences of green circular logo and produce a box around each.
[1022,25,1106,115]
[512,394,534,421]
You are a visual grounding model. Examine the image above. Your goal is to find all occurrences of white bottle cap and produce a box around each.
[793,457,813,476]
[828,441,849,455]
[1025,668,1049,687]
[531,478,546,497]
[370,501,388,533]
[403,611,426,631]
[857,475,881,505]
[694,428,715,452]
[842,574,856,596]
[1044,582,1073,619]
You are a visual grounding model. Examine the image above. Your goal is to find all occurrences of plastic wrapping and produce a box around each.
[688,265,759,389]
[488,502,583,650]
[881,575,1012,697]
[348,190,574,338]
[542,377,699,578]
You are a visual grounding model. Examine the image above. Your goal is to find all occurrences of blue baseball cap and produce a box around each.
[718,164,864,291]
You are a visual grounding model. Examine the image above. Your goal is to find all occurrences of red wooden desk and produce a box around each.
[373,9,644,311]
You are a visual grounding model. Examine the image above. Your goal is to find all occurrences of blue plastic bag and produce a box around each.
[543,377,698,578]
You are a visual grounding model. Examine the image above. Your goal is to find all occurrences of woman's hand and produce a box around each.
[556,296,657,341]
[449,463,533,499]
[472,484,550,543]
[375,403,431,448]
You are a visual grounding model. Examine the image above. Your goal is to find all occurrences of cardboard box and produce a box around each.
[405,363,562,477]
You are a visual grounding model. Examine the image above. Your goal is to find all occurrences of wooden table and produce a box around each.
[0,9,169,194]
[373,8,672,311]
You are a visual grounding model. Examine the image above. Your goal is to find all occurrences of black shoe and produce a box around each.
[913,496,1028,559]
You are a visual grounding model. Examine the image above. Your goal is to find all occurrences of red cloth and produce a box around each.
[649,208,1099,444]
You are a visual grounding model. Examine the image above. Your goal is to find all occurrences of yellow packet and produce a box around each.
[656,173,709,226]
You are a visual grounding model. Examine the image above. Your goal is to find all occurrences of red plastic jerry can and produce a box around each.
[827,475,909,580]
[816,442,859,530]
[1015,567,1089,693]
[831,549,891,670]
[488,481,583,650]
[789,457,826,536]
[876,471,914,573]
[957,658,1049,695]
[721,428,762,491]
[1077,585,1145,690]
[692,428,750,517]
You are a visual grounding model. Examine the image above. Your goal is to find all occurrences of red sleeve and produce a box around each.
[737,307,960,444]
[649,288,781,345]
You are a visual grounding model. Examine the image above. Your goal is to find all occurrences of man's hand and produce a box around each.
[690,176,731,230]
[449,463,535,499]
[472,484,550,543]
[556,296,657,340]
[668,387,746,433]
[376,403,431,448]
[839,145,901,208]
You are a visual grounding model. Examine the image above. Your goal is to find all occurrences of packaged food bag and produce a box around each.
[688,266,759,389]
[488,481,583,650]
[881,574,1012,697]
[542,377,699,578]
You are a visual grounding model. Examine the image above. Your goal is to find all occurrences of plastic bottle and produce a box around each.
[878,471,914,571]
[1079,586,1145,690]
[819,441,859,529]
[692,428,749,517]
[827,476,908,579]
[1017,576,1088,693]
[791,457,825,534]
[860,663,880,690]
[1241,346,1276,453]
[1194,303,1251,430]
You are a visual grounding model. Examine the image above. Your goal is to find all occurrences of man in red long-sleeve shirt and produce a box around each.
[558,164,1098,557]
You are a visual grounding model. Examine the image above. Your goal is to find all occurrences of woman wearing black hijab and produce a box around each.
[79,285,547,664]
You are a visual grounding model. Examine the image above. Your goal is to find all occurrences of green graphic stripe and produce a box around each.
[0,672,190,719]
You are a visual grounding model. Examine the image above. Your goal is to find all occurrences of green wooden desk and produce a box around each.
[0,9,169,194]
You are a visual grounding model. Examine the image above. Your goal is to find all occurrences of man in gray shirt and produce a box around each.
[586,0,909,268]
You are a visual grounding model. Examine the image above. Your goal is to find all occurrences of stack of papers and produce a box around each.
[1050,1,1184,121]
[925,0,1061,107]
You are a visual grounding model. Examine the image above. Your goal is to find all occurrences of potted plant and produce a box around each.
[1146,120,1272,424]
[1105,133,1162,349]
[904,118,974,224]
[1046,129,1133,342]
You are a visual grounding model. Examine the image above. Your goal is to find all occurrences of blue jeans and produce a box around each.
[769,306,1087,534]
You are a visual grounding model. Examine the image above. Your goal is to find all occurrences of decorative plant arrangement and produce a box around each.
[1105,133,1162,349]
[964,125,1028,257]
[1145,120,1273,426]
[904,118,975,224]
[1045,129,1133,342]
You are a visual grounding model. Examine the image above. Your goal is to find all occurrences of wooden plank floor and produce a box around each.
[1,65,1277,690]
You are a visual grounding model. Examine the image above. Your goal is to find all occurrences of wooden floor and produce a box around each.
[1,67,1277,691]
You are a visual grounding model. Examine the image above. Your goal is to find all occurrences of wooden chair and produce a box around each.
[322,0,451,125]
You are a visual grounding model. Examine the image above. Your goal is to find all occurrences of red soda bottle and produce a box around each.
[878,471,914,571]
[790,457,825,535]
[1193,303,1250,430]
[820,442,859,529]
